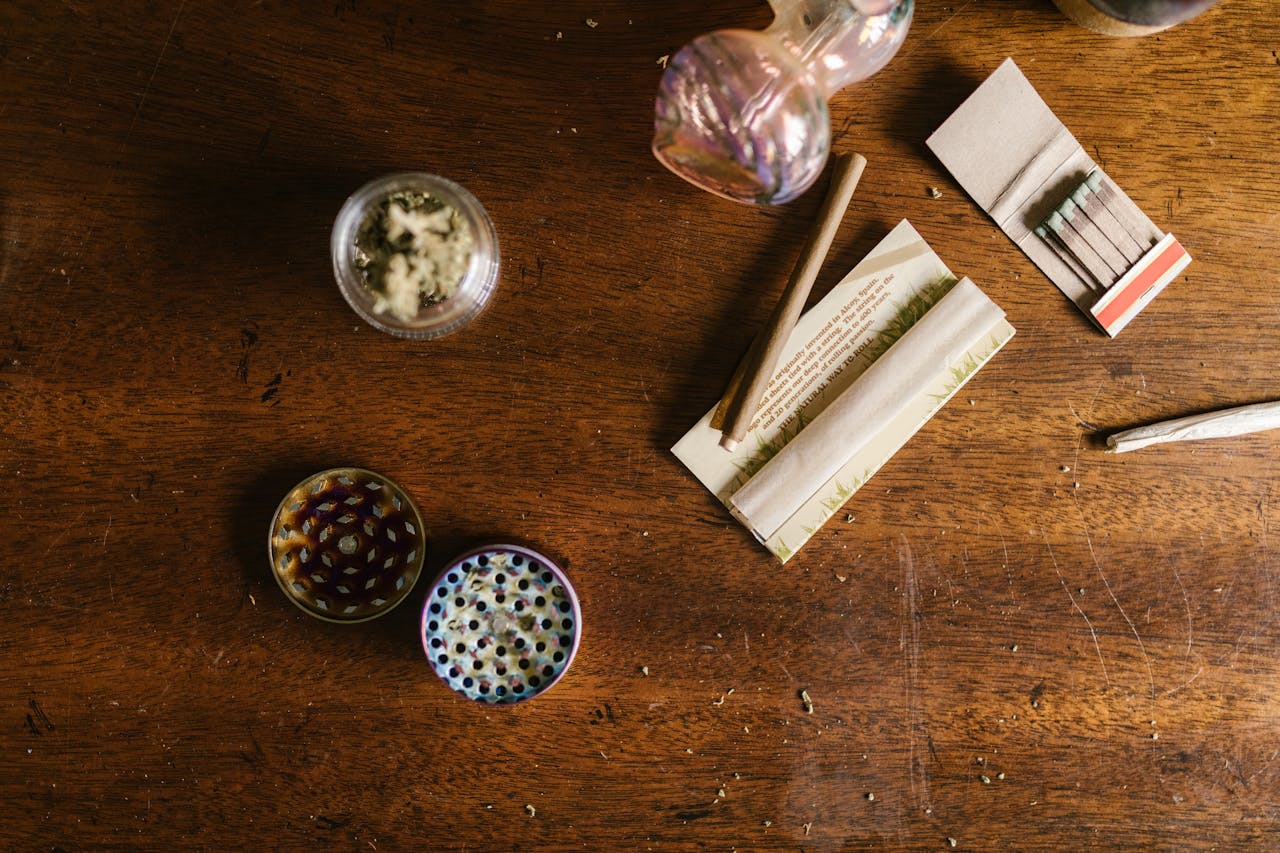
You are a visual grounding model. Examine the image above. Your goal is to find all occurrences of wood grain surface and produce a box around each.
[2,1,1278,850]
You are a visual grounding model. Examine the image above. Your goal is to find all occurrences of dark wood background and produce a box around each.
[3,1,1278,849]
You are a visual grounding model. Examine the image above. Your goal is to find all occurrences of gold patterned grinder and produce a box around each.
[268,468,427,623]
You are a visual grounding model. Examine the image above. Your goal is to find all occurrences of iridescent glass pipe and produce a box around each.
[653,0,912,205]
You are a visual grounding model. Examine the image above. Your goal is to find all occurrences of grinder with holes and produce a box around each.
[269,468,427,623]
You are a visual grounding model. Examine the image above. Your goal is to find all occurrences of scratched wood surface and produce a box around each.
[2,0,1278,849]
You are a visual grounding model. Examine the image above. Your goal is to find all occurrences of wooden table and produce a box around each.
[3,1,1278,849]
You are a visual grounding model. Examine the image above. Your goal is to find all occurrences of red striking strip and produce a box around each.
[1096,239,1187,331]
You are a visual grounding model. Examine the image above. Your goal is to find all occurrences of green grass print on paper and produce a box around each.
[801,470,871,535]
[732,409,810,487]
[929,335,1005,403]
[818,474,865,513]
[856,274,958,367]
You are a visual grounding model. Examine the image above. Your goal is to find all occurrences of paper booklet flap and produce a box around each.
[926,59,1080,216]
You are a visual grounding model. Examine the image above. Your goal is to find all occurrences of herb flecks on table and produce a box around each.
[354,190,473,322]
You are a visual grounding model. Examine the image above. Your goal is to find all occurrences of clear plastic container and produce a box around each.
[331,173,500,339]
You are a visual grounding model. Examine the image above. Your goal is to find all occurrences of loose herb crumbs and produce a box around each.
[354,190,473,322]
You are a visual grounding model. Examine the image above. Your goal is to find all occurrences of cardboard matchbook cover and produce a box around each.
[673,220,1014,563]
[927,58,1190,337]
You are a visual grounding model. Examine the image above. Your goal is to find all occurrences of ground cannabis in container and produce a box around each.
[353,190,474,322]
